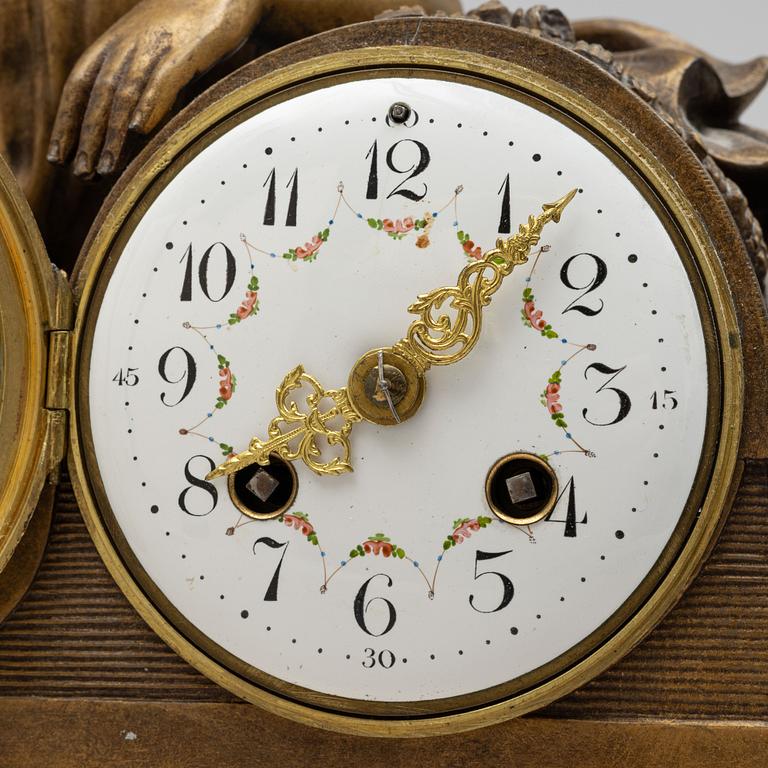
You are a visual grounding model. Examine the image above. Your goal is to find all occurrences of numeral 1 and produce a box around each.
[497,173,511,233]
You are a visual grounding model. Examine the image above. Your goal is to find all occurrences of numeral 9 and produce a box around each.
[158,346,197,407]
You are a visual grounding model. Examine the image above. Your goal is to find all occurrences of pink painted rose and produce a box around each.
[382,218,396,233]
[363,540,394,556]
[236,290,258,319]
[218,367,233,401]
[452,519,481,544]
[463,239,482,260]
[524,300,547,331]
[284,514,314,537]
[399,217,415,233]
[545,382,562,414]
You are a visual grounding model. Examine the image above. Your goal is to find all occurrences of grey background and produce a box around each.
[458,0,768,129]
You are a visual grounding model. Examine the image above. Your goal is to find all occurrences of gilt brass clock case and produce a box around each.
[5,18,758,736]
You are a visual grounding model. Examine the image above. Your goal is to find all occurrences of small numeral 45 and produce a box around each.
[113,367,139,386]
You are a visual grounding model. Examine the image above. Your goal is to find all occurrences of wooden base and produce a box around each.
[0,700,766,767]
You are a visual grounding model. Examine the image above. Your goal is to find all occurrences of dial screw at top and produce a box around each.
[388,102,412,125]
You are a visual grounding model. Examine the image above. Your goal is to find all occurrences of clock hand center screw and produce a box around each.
[388,101,412,124]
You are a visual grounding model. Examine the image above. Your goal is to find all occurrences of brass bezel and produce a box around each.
[485,453,559,526]
[67,44,744,737]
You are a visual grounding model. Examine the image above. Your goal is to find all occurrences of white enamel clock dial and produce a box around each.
[84,75,714,711]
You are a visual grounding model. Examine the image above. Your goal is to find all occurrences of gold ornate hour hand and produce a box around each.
[207,189,577,480]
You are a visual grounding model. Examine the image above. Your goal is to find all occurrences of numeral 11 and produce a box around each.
[263,168,299,226]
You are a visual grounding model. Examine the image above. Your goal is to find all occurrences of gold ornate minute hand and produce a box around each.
[206,189,577,481]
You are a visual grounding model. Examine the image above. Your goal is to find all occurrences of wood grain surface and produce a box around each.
[1,700,767,768]
[0,461,766,720]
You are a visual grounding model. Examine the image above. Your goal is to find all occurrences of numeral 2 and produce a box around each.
[560,253,607,316]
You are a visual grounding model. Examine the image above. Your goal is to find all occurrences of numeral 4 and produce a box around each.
[545,475,587,537]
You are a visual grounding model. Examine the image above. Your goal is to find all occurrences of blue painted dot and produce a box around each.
[561,338,567,344]
[216,324,221,329]
[453,221,458,227]
[328,219,334,225]
[437,555,443,561]
[208,437,214,442]
[207,412,213,418]
[320,551,326,557]
[565,432,572,439]
[357,213,363,219]
[340,560,347,566]
[561,360,567,365]
[554,450,560,455]
[432,211,438,217]
[270,252,277,258]
[209,344,214,350]
[525,277,531,283]
[413,561,419,567]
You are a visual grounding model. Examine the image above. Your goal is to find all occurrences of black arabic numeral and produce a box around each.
[179,244,193,301]
[651,389,678,410]
[263,168,300,226]
[354,573,396,637]
[158,347,197,407]
[263,168,276,225]
[252,537,289,601]
[361,648,396,669]
[385,139,430,201]
[560,253,607,316]
[178,455,218,516]
[583,362,632,426]
[469,550,514,613]
[179,242,236,302]
[365,140,379,200]
[285,169,299,227]
[497,173,511,233]
[198,242,236,302]
[545,476,587,537]
[112,367,139,386]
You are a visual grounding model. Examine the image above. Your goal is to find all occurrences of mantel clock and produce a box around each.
[0,13,766,738]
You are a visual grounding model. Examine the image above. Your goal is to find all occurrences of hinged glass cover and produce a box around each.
[0,155,70,574]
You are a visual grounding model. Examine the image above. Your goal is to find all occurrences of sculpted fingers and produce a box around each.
[72,46,141,177]
[47,43,108,165]
[97,35,171,175]
[129,52,204,135]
